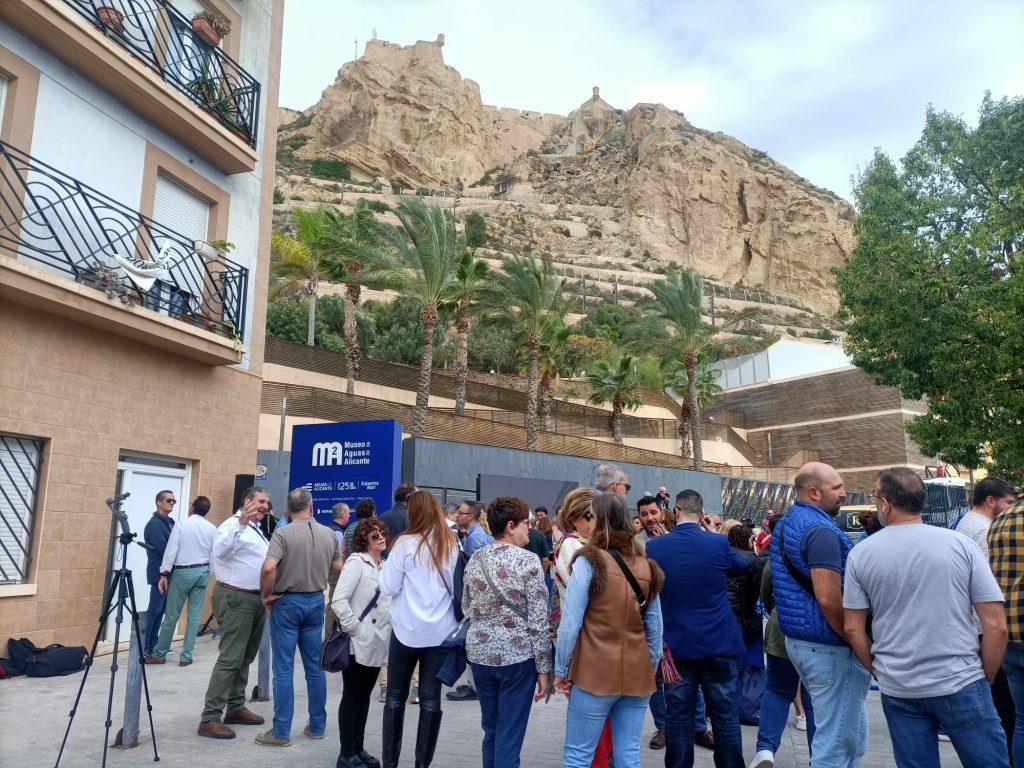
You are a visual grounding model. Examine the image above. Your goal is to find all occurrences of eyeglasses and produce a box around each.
[616,482,632,492]
[868,494,880,502]
[369,532,385,541]
[161,499,177,505]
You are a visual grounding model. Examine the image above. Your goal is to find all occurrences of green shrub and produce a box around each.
[273,187,284,204]
[309,159,351,181]
[281,134,309,150]
[464,212,487,248]
[290,195,304,201]
[365,199,390,213]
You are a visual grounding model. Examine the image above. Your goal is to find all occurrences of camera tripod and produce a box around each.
[55,493,159,767]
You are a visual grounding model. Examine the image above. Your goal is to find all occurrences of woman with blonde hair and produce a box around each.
[555,493,664,767]
[378,491,459,767]
[553,487,598,607]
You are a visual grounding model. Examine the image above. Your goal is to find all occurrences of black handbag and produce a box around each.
[319,589,380,673]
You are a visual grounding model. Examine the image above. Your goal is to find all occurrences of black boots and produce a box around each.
[414,708,443,768]
[381,700,406,768]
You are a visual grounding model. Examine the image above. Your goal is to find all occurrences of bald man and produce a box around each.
[768,462,869,768]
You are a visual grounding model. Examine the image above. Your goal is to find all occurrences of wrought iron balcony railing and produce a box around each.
[0,140,249,341]
[61,0,260,148]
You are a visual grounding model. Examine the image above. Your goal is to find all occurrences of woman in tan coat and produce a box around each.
[553,493,665,768]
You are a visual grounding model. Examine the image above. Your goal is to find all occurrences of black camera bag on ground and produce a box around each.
[7,637,86,677]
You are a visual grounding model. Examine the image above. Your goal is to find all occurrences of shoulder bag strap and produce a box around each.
[607,549,648,614]
[357,588,381,622]
[481,550,528,621]
[777,520,816,598]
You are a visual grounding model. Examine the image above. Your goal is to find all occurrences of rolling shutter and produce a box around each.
[153,174,210,243]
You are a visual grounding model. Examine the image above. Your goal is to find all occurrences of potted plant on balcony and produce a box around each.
[191,10,231,47]
[96,6,125,33]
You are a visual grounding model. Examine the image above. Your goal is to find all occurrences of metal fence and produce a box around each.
[63,0,260,147]
[0,140,249,339]
[722,477,868,522]
[924,483,970,528]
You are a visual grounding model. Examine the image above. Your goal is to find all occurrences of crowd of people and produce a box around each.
[137,460,1024,768]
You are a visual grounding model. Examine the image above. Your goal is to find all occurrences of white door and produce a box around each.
[105,456,191,642]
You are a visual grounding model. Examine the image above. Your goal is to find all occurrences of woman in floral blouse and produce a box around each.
[463,496,554,768]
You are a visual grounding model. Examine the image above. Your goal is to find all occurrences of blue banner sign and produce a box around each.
[289,420,402,525]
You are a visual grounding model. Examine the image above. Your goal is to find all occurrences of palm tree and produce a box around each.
[586,356,642,446]
[321,201,380,394]
[269,207,334,346]
[537,325,573,431]
[648,270,714,470]
[483,254,574,450]
[449,250,490,415]
[663,356,724,458]
[356,198,463,437]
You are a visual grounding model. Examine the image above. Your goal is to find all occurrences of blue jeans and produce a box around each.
[564,685,650,768]
[650,683,707,732]
[269,592,327,739]
[786,637,870,768]
[144,583,166,656]
[664,657,744,768]
[756,653,815,754]
[881,678,1010,768]
[1004,642,1024,768]
[472,659,537,768]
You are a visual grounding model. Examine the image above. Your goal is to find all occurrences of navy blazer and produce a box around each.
[646,522,749,661]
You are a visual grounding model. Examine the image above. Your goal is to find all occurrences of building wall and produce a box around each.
[0,0,283,647]
[0,308,262,645]
[707,368,930,492]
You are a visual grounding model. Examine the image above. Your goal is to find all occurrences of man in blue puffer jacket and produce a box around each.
[769,462,870,768]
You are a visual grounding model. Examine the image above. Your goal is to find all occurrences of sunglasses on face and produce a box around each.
[369,532,386,541]
[615,482,632,492]
[161,499,177,505]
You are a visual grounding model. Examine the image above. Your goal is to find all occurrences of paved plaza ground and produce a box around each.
[0,633,965,767]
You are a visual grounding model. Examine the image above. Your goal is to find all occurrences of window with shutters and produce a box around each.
[150,173,212,315]
[0,435,43,585]
[0,76,8,123]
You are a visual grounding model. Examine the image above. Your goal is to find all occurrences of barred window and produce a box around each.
[0,435,43,584]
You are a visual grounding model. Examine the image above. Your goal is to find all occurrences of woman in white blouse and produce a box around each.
[378,491,459,767]
[553,487,598,607]
[331,517,393,768]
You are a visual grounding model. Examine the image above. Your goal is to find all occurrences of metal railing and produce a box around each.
[0,140,249,340]
[62,0,260,148]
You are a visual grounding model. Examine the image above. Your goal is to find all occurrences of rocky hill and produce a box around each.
[276,35,856,315]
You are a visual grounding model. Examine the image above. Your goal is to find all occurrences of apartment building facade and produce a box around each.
[0,0,283,647]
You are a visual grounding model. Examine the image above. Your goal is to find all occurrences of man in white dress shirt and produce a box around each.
[146,496,217,667]
[197,487,272,740]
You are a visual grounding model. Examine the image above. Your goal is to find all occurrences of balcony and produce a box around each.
[0,140,249,366]
[0,0,261,174]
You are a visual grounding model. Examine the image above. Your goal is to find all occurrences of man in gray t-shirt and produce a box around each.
[258,487,342,746]
[844,468,1009,768]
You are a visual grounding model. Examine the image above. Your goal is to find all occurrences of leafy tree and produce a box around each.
[586,356,642,445]
[362,300,428,365]
[482,254,574,450]
[273,187,284,204]
[574,303,638,342]
[836,94,1024,477]
[265,299,344,352]
[270,208,336,346]
[464,211,487,249]
[358,199,464,437]
[467,321,521,373]
[536,325,573,431]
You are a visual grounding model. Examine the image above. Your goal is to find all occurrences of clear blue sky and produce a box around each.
[279,0,1024,202]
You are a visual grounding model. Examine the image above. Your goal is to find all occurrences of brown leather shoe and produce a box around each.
[649,729,666,749]
[143,656,165,665]
[225,707,265,725]
[694,729,715,750]
[197,720,235,739]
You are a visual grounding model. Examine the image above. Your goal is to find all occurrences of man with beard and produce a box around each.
[768,462,869,768]
[635,495,667,550]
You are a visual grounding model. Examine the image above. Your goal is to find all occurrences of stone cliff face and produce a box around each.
[298,36,562,188]
[280,37,856,312]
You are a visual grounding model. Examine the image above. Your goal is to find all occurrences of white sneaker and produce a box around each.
[749,750,775,768]
[938,732,951,743]
[794,714,807,731]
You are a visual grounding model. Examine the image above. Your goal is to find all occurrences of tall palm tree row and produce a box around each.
[483,254,574,450]
[586,355,642,446]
